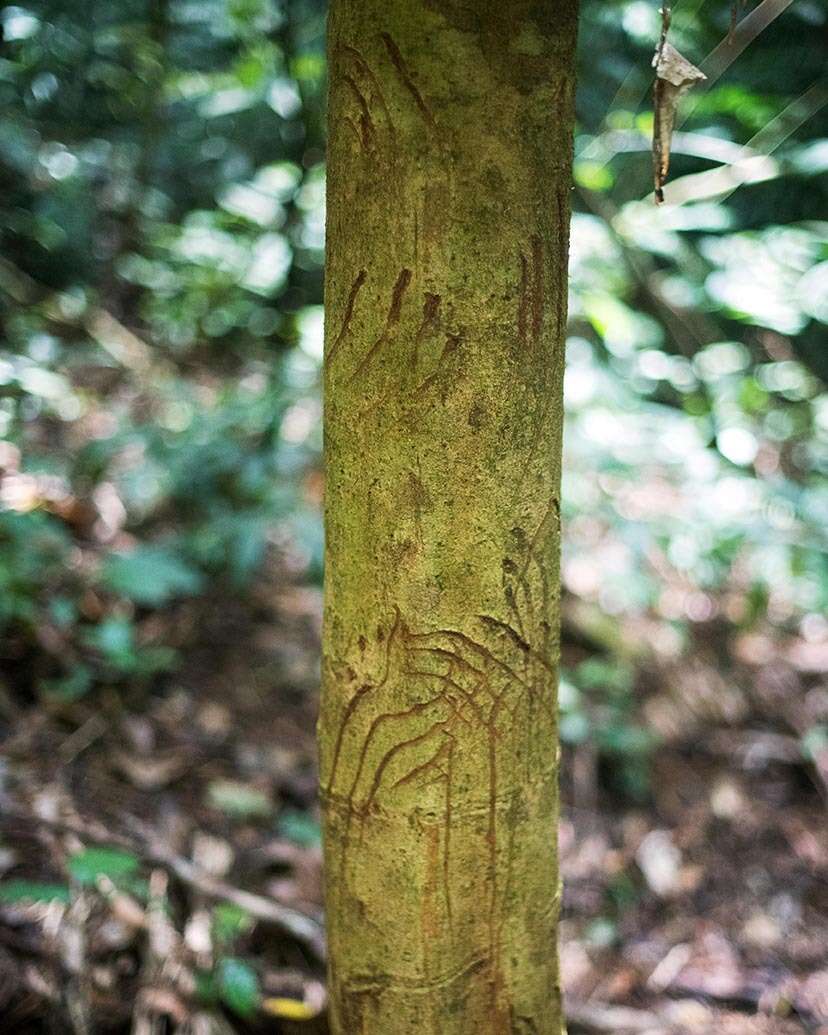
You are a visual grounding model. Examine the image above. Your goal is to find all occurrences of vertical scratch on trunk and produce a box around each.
[413,292,442,370]
[443,734,455,927]
[380,32,440,140]
[327,269,368,367]
[349,267,412,382]
[341,43,396,141]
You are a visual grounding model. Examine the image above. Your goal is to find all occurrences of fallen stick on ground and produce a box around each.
[1,805,326,961]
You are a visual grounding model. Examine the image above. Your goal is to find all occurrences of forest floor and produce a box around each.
[1,559,827,1034]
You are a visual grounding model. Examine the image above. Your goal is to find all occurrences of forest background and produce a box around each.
[1,1,827,1031]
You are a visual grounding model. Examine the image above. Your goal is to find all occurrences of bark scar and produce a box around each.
[339,43,396,148]
[327,268,368,367]
[380,32,441,141]
[413,292,442,371]
[349,267,412,382]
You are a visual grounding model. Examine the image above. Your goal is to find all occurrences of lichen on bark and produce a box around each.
[321,2,579,1031]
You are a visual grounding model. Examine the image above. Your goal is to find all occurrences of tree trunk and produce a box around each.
[321,3,579,1032]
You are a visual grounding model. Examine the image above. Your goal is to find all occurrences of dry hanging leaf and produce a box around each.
[652,29,707,203]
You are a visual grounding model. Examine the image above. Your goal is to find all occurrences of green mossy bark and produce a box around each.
[321,3,579,1032]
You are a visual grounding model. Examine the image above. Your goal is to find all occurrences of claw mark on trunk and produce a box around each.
[349,267,412,382]
[363,720,449,811]
[388,266,412,323]
[340,44,396,141]
[343,74,377,151]
[443,735,455,924]
[325,606,400,794]
[380,32,440,139]
[477,615,530,654]
[343,115,362,149]
[327,542,559,932]
[348,694,446,806]
[513,1013,541,1035]
[418,331,462,392]
[327,268,367,367]
[413,292,441,371]
[391,735,451,791]
[343,955,488,995]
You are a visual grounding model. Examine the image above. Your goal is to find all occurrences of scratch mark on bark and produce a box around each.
[403,667,485,727]
[364,720,449,811]
[343,954,488,994]
[413,292,441,370]
[443,734,455,925]
[343,115,362,148]
[348,693,447,806]
[380,32,440,138]
[326,605,399,793]
[388,266,412,323]
[406,628,533,697]
[349,267,412,382]
[327,268,367,367]
[341,43,396,140]
[477,615,530,653]
[391,736,451,791]
[343,74,377,151]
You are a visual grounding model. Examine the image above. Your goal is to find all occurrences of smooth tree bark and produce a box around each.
[321,3,579,1032]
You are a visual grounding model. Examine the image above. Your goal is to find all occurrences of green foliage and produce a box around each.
[101,546,204,606]
[211,902,254,947]
[277,808,321,847]
[0,879,70,905]
[560,659,656,799]
[200,904,259,1018]
[0,0,326,701]
[217,956,261,1017]
[67,846,140,885]
[0,510,71,628]
[194,954,262,1018]
[566,0,828,795]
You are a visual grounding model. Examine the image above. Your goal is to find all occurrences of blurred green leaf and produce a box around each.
[277,810,321,847]
[207,780,272,819]
[212,902,254,945]
[68,847,140,885]
[0,880,70,905]
[101,546,204,607]
[40,665,93,702]
[217,956,260,1017]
